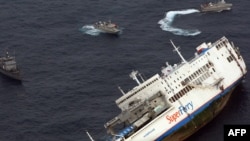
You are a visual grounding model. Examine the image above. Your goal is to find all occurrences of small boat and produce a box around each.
[200,0,232,12]
[0,51,21,81]
[86,36,247,141]
[94,20,121,35]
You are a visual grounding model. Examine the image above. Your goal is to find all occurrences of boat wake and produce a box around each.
[79,25,101,36]
[158,9,201,36]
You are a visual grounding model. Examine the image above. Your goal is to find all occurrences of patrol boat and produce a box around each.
[94,20,121,35]
[87,36,247,141]
[0,51,21,81]
[200,0,232,12]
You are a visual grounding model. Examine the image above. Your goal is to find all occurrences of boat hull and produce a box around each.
[0,68,21,81]
[156,76,244,141]
[201,6,232,12]
[94,26,120,35]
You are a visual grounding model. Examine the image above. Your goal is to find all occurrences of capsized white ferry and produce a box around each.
[87,36,247,141]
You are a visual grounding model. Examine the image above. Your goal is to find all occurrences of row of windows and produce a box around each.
[168,62,213,103]
[227,55,234,63]
[166,63,210,91]
[216,40,228,50]
[182,62,212,86]
[169,85,194,103]
[192,71,211,85]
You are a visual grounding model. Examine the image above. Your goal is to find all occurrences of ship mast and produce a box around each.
[86,130,95,141]
[118,86,126,95]
[170,40,187,63]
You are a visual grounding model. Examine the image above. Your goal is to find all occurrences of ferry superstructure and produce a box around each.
[88,36,247,141]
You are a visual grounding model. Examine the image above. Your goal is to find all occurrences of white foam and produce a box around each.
[158,9,201,36]
[79,25,101,36]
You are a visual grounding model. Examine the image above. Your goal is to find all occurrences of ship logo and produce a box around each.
[166,101,193,124]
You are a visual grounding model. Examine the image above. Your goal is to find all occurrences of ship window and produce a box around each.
[181,81,185,86]
[194,72,198,77]
[190,74,193,80]
[224,41,228,47]
[172,97,175,102]
[200,68,203,72]
[169,97,174,103]
[212,68,215,72]
[173,95,178,101]
[198,69,202,74]
[227,56,234,62]
[180,91,185,96]
[183,88,187,94]
[179,91,182,96]
[192,74,195,79]
[206,63,210,68]
[177,94,181,99]
[169,98,172,103]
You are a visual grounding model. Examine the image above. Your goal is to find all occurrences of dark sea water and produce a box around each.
[0,0,249,141]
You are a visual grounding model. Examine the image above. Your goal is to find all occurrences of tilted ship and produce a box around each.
[87,36,247,141]
[200,0,232,12]
[0,51,21,81]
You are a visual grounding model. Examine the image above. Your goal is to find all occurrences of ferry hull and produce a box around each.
[157,77,244,141]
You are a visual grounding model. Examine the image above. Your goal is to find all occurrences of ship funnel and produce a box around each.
[170,40,187,63]
[129,70,141,85]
